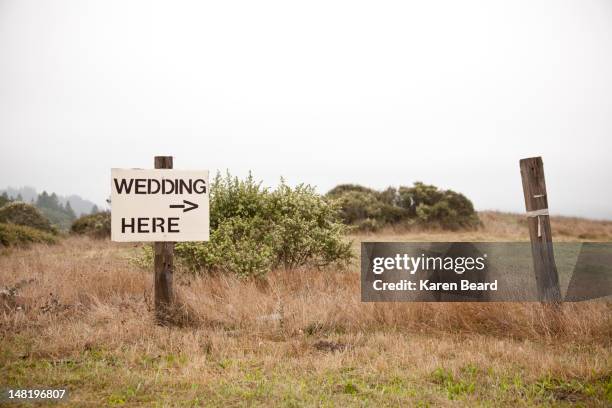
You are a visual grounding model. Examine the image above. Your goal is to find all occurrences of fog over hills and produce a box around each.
[1,186,103,216]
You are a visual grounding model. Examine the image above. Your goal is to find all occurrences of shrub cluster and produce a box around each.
[326,182,480,231]
[71,212,111,239]
[171,173,352,277]
[0,192,11,207]
[327,185,405,231]
[0,223,58,247]
[0,202,57,234]
[399,182,481,230]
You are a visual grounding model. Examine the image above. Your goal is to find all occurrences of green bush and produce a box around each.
[0,223,58,247]
[0,202,57,234]
[208,172,269,231]
[329,190,381,226]
[326,184,379,198]
[327,182,480,231]
[332,190,406,231]
[176,217,276,277]
[0,192,11,208]
[326,185,406,231]
[398,182,480,230]
[71,212,111,238]
[170,172,353,277]
[267,183,353,269]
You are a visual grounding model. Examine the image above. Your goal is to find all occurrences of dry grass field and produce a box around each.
[1,212,611,407]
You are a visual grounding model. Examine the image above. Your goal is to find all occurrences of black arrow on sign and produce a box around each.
[169,200,199,212]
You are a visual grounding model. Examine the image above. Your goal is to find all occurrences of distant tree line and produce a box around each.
[0,191,101,231]
[1,187,100,217]
[34,191,77,231]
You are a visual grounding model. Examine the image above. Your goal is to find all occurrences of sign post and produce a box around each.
[519,156,561,303]
[111,156,209,322]
[154,156,175,321]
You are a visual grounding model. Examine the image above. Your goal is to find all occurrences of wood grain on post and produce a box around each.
[519,156,562,302]
[154,156,174,321]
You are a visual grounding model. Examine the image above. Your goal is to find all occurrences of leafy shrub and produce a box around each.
[327,182,480,231]
[267,183,353,269]
[328,190,381,226]
[398,182,480,230]
[0,202,57,234]
[176,217,276,277]
[208,173,268,231]
[0,192,11,208]
[71,212,111,238]
[171,172,353,277]
[378,187,400,206]
[326,184,379,198]
[129,244,154,269]
[0,223,58,247]
[332,190,406,231]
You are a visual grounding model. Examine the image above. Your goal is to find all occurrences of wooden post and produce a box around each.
[519,156,562,302]
[154,156,175,321]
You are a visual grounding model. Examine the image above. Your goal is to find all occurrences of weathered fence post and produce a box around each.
[154,156,175,321]
[519,156,562,303]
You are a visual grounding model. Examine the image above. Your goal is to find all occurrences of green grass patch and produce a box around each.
[1,338,610,407]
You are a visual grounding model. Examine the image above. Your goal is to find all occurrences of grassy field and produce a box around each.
[1,212,611,407]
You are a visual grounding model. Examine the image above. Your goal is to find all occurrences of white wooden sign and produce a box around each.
[111,169,209,242]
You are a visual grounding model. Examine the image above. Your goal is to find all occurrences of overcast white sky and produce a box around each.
[1,0,611,219]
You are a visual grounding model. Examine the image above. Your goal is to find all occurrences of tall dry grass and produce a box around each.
[1,232,610,362]
[1,212,611,407]
[355,211,612,242]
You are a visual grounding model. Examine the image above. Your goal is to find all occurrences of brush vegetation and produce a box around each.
[327,182,480,231]
[71,211,111,239]
[0,199,58,247]
[167,173,352,277]
[0,192,10,207]
[0,202,57,234]
[0,223,58,247]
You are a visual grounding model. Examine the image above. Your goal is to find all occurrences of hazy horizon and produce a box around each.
[1,0,611,220]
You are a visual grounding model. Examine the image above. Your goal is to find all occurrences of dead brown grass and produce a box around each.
[355,211,612,242]
[0,212,611,406]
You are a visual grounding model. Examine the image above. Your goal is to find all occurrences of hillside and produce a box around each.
[0,212,610,406]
